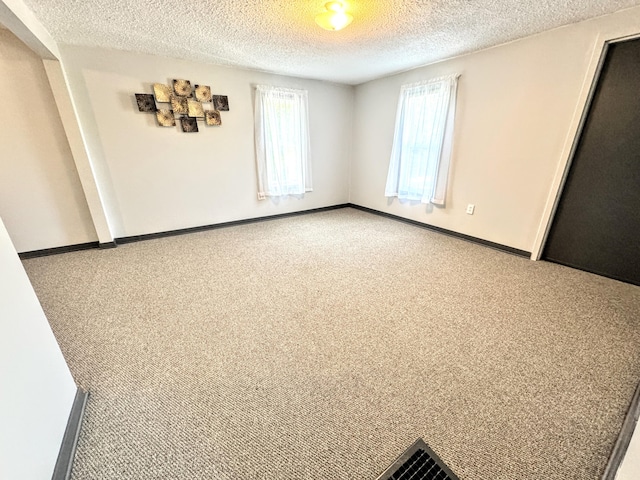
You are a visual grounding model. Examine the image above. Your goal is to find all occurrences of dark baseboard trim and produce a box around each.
[602,380,640,480]
[115,204,351,245]
[347,204,531,258]
[19,242,99,260]
[52,388,89,480]
[18,203,529,259]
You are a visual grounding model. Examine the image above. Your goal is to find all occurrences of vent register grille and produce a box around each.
[377,438,460,480]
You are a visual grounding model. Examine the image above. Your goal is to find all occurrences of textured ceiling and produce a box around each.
[19,0,640,84]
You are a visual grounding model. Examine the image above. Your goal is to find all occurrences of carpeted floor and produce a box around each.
[23,208,640,480]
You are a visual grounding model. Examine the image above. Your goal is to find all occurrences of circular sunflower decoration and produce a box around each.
[156,109,175,127]
[173,79,193,97]
[195,85,212,102]
[171,95,188,115]
[205,110,222,126]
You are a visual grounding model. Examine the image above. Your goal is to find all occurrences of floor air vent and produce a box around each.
[377,438,460,480]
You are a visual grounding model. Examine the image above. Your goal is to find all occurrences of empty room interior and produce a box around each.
[2,1,640,479]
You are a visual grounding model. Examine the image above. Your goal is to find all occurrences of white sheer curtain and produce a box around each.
[254,85,312,200]
[385,74,460,206]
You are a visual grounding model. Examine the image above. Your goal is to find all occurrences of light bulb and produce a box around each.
[326,1,345,12]
[315,1,353,31]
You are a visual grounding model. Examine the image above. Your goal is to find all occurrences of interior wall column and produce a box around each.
[43,59,115,245]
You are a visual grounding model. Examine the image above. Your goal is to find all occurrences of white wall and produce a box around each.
[618,424,640,479]
[0,29,96,252]
[350,7,640,253]
[58,46,353,238]
[0,216,77,479]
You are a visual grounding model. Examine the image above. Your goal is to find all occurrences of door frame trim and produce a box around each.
[531,31,640,260]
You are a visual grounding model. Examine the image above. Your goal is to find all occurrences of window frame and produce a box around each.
[254,85,312,200]
[385,74,460,206]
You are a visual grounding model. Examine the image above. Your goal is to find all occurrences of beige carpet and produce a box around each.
[23,208,640,480]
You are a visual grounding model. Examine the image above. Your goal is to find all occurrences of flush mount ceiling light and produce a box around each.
[315,1,353,31]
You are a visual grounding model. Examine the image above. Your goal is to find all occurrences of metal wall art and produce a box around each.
[156,109,175,127]
[135,94,156,113]
[180,117,198,133]
[134,79,229,133]
[204,111,222,126]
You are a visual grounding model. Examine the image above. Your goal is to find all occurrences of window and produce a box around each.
[254,85,312,199]
[385,74,460,206]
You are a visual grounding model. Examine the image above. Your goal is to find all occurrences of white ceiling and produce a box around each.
[19,0,640,85]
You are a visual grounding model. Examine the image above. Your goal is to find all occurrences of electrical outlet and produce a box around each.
[466,204,475,215]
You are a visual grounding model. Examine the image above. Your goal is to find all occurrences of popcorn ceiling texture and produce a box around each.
[20,0,640,84]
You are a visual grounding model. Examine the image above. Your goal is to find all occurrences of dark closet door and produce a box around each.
[543,39,640,286]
